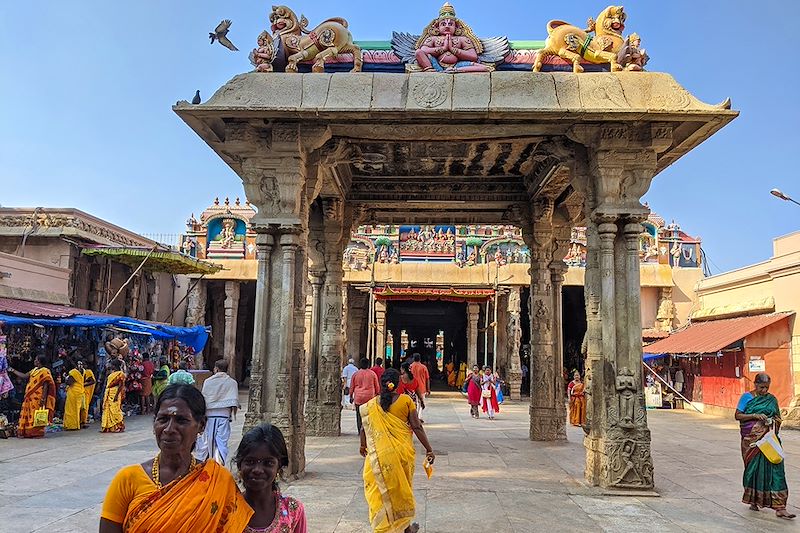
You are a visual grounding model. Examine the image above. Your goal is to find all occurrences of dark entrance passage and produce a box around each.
[385,300,467,376]
[563,286,587,376]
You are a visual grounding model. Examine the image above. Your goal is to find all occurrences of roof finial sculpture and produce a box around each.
[251,5,362,73]
[532,5,635,73]
[391,2,509,72]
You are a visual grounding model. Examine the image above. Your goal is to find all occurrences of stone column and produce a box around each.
[146,273,159,322]
[245,232,273,431]
[185,278,208,368]
[466,303,480,367]
[347,305,366,360]
[528,199,565,441]
[375,299,387,362]
[223,281,241,381]
[570,123,670,490]
[505,287,523,401]
[306,271,324,425]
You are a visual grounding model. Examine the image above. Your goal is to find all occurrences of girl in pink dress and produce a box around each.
[235,424,307,533]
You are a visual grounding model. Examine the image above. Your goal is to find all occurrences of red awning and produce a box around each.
[374,286,495,302]
[645,312,793,355]
[0,297,108,319]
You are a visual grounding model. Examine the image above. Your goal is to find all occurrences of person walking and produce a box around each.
[410,354,430,422]
[359,368,435,533]
[9,355,56,438]
[480,366,499,420]
[101,359,126,433]
[370,357,385,382]
[465,365,482,418]
[735,373,795,519]
[341,358,358,408]
[351,358,380,433]
[64,360,85,431]
[80,361,96,425]
[196,359,239,464]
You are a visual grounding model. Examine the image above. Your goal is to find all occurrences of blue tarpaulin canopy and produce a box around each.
[0,313,209,353]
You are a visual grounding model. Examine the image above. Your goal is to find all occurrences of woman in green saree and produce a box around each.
[734,372,795,519]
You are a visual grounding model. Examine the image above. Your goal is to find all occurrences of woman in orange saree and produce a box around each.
[359,368,435,533]
[101,359,126,433]
[10,356,56,438]
[100,384,252,533]
[568,372,586,426]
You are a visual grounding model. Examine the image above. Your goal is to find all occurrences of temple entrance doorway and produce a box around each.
[385,300,467,385]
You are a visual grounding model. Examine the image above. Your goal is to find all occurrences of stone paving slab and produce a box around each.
[0,392,797,532]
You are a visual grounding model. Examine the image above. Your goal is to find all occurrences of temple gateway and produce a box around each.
[174,4,736,490]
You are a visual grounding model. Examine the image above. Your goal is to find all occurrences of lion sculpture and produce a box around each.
[533,5,628,73]
[269,5,362,73]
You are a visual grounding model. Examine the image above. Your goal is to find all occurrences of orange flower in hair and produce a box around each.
[387,382,395,391]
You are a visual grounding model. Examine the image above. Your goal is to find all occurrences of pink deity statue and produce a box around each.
[414,3,490,73]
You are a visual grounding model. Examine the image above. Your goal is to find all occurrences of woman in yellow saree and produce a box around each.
[101,359,126,433]
[359,368,435,533]
[446,360,456,388]
[9,356,56,438]
[456,362,467,388]
[100,384,252,533]
[64,362,85,430]
[80,361,96,425]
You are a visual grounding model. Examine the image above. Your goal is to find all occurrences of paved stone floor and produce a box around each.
[0,391,798,532]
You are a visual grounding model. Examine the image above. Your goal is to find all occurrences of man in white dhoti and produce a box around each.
[195,359,239,464]
[341,358,358,409]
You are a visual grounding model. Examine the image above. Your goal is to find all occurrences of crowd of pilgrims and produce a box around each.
[3,338,793,529]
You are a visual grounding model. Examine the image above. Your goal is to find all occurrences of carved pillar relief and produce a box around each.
[527,198,565,441]
[466,303,480,368]
[569,123,667,490]
[245,232,274,431]
[223,281,241,381]
[506,287,523,401]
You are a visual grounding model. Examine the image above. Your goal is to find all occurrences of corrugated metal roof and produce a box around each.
[645,312,794,355]
[0,298,106,319]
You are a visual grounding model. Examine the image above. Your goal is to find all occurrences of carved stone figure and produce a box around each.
[220,219,237,248]
[615,367,637,429]
[532,6,629,73]
[616,32,648,71]
[249,30,277,72]
[655,287,675,332]
[391,3,509,73]
[269,5,362,73]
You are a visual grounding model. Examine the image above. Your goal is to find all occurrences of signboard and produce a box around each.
[748,358,766,372]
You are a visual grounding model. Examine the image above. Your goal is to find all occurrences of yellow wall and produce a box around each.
[696,231,800,396]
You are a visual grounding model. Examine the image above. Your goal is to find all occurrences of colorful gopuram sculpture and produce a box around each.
[253,5,362,73]
[391,3,509,72]
[533,5,636,73]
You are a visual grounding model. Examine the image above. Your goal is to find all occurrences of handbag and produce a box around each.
[33,408,49,427]
[481,389,492,399]
[754,429,785,464]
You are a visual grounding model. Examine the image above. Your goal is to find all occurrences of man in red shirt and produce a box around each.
[351,357,380,432]
[370,357,385,382]
[410,353,431,422]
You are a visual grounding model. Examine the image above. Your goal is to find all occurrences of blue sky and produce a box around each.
[1,1,797,273]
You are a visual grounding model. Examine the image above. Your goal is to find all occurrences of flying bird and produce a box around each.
[191,90,201,105]
[210,19,238,51]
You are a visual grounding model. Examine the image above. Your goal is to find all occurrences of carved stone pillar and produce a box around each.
[185,279,207,368]
[306,197,349,437]
[506,287,523,401]
[146,274,159,322]
[466,303,480,367]
[375,299,387,362]
[306,271,323,424]
[245,232,273,431]
[223,281,241,381]
[528,199,565,441]
[570,123,670,490]
[234,124,333,476]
